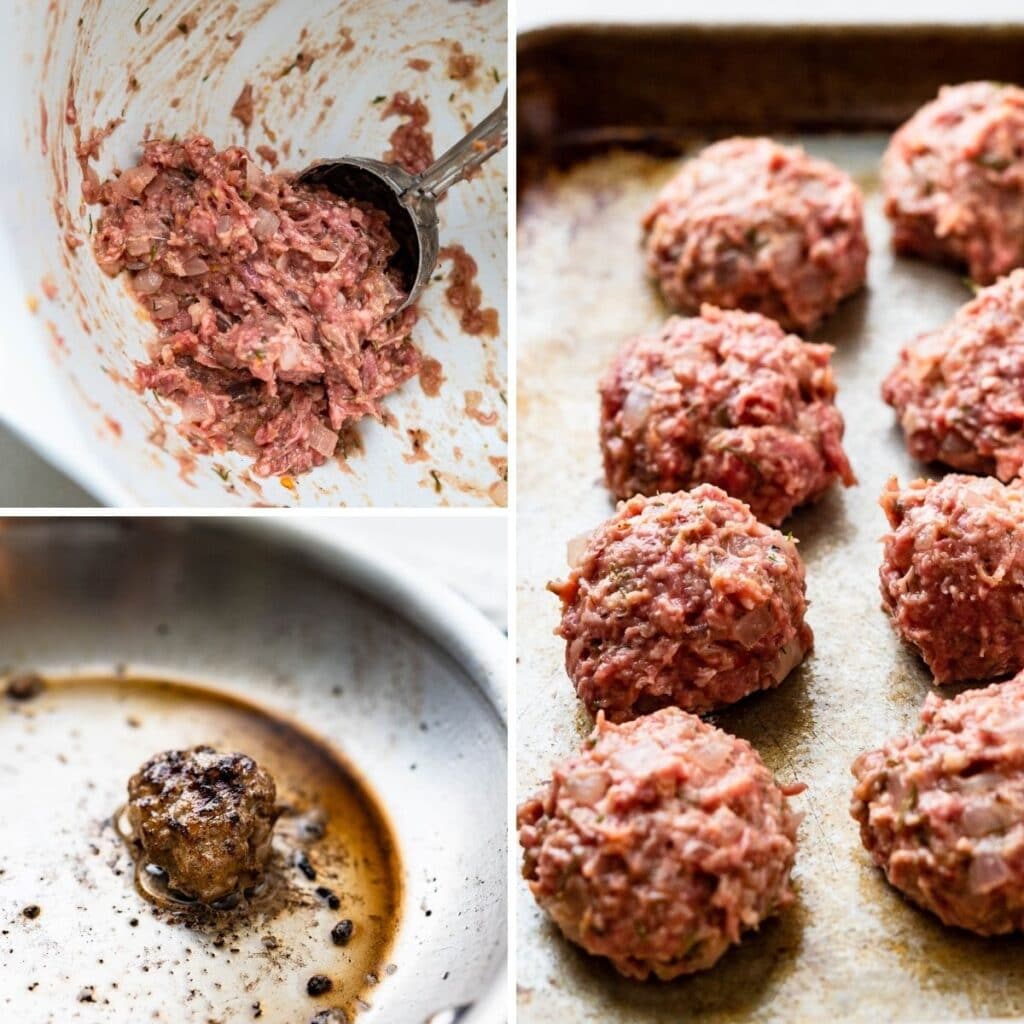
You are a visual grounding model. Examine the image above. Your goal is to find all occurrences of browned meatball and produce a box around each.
[880,474,1024,685]
[126,745,279,904]
[883,82,1024,285]
[599,306,855,524]
[549,486,812,721]
[852,673,1024,935]
[519,707,802,979]
[882,269,1024,481]
[642,137,867,332]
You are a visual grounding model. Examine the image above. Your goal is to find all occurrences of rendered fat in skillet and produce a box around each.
[883,269,1024,481]
[549,486,812,721]
[126,745,279,905]
[852,672,1024,935]
[599,305,856,524]
[642,137,868,332]
[882,81,1024,284]
[518,707,803,979]
[879,474,1024,684]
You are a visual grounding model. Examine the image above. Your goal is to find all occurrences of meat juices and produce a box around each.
[883,81,1024,284]
[883,269,1024,481]
[518,707,802,979]
[92,136,419,478]
[599,306,855,525]
[643,137,867,332]
[126,745,279,905]
[852,673,1024,935]
[880,474,1024,685]
[550,486,812,721]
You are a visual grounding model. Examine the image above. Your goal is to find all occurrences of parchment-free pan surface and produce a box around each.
[517,25,1024,1024]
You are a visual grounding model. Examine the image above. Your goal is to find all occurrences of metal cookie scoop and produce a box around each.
[297,91,508,313]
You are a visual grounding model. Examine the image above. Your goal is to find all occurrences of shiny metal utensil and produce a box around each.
[297,92,508,312]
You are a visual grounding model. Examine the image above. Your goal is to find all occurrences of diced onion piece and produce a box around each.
[245,158,264,193]
[564,769,609,807]
[252,207,280,241]
[132,268,164,294]
[151,295,178,320]
[116,164,158,197]
[308,420,339,458]
[734,604,775,648]
[216,214,234,235]
[126,234,156,256]
[961,801,1011,837]
[968,852,1011,894]
[182,256,209,276]
[309,247,338,264]
[620,385,653,435]
[181,395,210,423]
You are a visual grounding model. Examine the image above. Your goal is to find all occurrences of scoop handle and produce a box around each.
[404,91,507,201]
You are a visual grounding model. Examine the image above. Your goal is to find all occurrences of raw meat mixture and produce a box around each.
[91,136,419,477]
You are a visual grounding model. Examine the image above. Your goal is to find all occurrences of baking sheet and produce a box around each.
[515,102,1024,1024]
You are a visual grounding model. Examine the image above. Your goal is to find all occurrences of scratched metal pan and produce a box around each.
[0,0,507,507]
[0,517,506,1024]
[517,23,1024,1024]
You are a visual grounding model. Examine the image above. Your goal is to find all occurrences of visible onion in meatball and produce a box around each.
[882,81,1024,284]
[550,486,812,721]
[642,137,868,332]
[852,672,1024,935]
[519,707,802,979]
[599,305,856,524]
[126,745,279,904]
[882,269,1024,481]
[880,474,1024,685]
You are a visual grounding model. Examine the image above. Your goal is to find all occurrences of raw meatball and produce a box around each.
[549,486,812,721]
[880,474,1024,684]
[518,707,802,979]
[882,269,1024,481]
[599,305,856,524]
[882,81,1024,285]
[126,746,279,904]
[642,137,868,332]
[852,672,1024,934]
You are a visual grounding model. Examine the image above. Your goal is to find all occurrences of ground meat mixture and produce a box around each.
[439,244,499,337]
[599,306,855,524]
[91,136,419,477]
[880,474,1024,684]
[642,137,867,332]
[382,92,434,176]
[519,707,802,979]
[883,81,1024,285]
[126,745,279,905]
[550,486,812,721]
[882,269,1024,480]
[852,672,1024,934]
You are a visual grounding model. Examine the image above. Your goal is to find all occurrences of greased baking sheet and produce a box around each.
[516,38,1024,1024]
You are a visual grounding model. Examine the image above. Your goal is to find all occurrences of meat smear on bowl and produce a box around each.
[90,136,420,478]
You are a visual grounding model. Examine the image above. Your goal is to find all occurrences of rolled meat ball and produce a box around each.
[550,486,812,721]
[880,474,1024,685]
[883,268,1024,481]
[882,81,1024,284]
[126,745,280,904]
[642,137,868,332]
[599,305,856,525]
[519,707,802,979]
[852,672,1024,935]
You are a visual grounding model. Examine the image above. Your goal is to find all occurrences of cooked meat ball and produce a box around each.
[550,486,812,721]
[642,137,868,332]
[852,672,1024,934]
[599,305,856,524]
[126,745,279,904]
[882,269,1024,480]
[518,707,802,979]
[880,474,1024,684]
[882,81,1024,285]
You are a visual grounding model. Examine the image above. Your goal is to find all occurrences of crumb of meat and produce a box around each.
[231,83,254,129]
[447,42,480,81]
[382,92,434,176]
[89,136,420,478]
[438,245,498,337]
[41,274,58,300]
[407,58,432,72]
[419,357,444,397]
[255,145,279,168]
